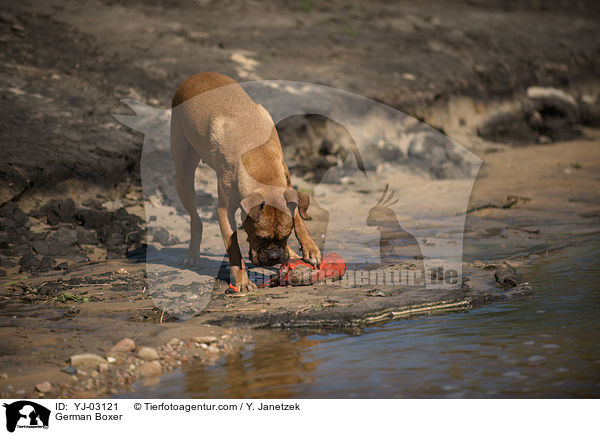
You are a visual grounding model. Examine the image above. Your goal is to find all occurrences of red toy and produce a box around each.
[227,253,346,292]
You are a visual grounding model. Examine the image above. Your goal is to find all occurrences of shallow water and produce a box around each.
[122,241,600,398]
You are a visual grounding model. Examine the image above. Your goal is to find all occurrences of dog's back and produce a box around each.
[171,72,275,171]
[172,72,241,108]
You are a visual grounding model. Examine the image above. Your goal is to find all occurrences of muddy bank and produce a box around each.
[2,0,600,206]
[0,253,530,399]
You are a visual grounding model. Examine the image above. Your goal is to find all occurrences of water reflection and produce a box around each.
[182,333,322,398]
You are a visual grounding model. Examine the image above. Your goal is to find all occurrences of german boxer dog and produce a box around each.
[171,72,321,292]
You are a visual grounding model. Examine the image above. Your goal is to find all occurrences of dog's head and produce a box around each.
[241,187,310,266]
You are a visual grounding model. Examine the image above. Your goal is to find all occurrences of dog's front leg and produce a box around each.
[217,206,256,292]
[293,208,322,267]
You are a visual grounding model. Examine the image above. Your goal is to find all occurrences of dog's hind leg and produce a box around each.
[172,128,202,266]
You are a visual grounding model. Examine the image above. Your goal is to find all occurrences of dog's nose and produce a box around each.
[267,250,281,262]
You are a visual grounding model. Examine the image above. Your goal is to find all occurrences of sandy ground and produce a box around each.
[1,0,599,397]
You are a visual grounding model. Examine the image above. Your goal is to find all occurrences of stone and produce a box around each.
[366,289,386,297]
[70,353,107,369]
[527,86,579,122]
[137,346,159,361]
[138,361,162,378]
[207,344,220,354]
[106,356,116,364]
[151,227,170,245]
[35,381,52,393]
[109,338,135,353]
[61,366,78,375]
[191,336,218,345]
[494,263,523,288]
[98,363,109,374]
[167,338,180,347]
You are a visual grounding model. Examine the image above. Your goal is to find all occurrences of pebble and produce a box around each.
[192,336,218,344]
[61,366,78,375]
[109,338,135,353]
[138,361,162,378]
[0,373,7,379]
[107,356,116,364]
[137,347,159,361]
[35,381,52,393]
[98,363,109,374]
[207,344,220,354]
[168,338,180,347]
[70,353,107,369]
[527,355,546,363]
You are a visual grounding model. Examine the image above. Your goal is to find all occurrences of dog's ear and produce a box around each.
[240,191,265,222]
[284,188,309,220]
[284,187,299,217]
[297,191,310,220]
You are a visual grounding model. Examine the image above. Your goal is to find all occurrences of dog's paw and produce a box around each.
[239,281,258,292]
[181,256,200,268]
[232,270,257,293]
[302,242,322,268]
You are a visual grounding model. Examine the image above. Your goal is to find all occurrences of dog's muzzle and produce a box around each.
[255,245,288,266]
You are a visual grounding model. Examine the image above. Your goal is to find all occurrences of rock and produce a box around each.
[54,261,69,271]
[494,263,523,288]
[70,353,107,369]
[151,227,170,245]
[366,289,386,297]
[109,338,135,353]
[98,363,109,374]
[192,336,218,345]
[76,227,98,245]
[35,381,52,393]
[19,254,54,273]
[61,366,78,375]
[167,338,180,347]
[106,356,116,364]
[138,361,162,378]
[207,344,220,354]
[41,199,77,226]
[527,86,579,123]
[579,94,600,126]
[0,233,10,249]
[406,132,473,179]
[137,346,159,361]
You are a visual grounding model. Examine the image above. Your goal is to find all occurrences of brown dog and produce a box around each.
[171,72,321,291]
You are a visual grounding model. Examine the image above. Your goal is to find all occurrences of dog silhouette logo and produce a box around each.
[3,401,50,432]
